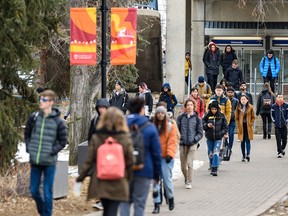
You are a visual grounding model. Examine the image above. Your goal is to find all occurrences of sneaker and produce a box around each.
[277,153,282,158]
[282,150,285,156]
[268,134,271,139]
[197,143,200,149]
[93,201,104,210]
[241,158,246,162]
[246,155,250,162]
[185,183,192,189]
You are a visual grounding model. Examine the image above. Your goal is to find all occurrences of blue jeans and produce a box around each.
[228,121,236,150]
[153,158,174,203]
[241,123,251,158]
[207,139,222,168]
[120,176,151,216]
[30,164,56,216]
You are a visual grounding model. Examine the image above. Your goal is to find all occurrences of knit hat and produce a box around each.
[209,100,219,109]
[116,80,123,87]
[198,76,205,83]
[155,106,167,115]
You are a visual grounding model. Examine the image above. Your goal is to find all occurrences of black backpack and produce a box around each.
[130,122,150,170]
[262,92,272,109]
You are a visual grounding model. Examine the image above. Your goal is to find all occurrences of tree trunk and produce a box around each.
[68,66,101,165]
[37,48,47,87]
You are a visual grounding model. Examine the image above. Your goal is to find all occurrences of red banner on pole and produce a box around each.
[110,8,137,65]
[70,8,96,65]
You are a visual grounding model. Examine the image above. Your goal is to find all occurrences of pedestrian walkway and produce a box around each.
[85,135,288,216]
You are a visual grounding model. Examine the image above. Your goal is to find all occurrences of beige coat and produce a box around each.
[235,104,255,141]
[77,131,134,201]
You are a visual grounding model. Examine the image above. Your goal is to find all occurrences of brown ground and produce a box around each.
[0,176,98,216]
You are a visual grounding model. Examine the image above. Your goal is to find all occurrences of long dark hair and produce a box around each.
[154,115,167,135]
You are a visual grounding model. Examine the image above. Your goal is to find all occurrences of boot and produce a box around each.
[168,198,174,210]
[152,203,160,214]
[211,167,218,176]
[263,133,267,139]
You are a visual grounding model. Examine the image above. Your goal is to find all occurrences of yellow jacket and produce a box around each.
[185,58,192,76]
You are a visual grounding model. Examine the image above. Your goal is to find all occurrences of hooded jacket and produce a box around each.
[235,103,255,141]
[24,107,67,165]
[126,114,162,180]
[203,42,221,75]
[88,98,110,143]
[271,101,288,128]
[256,87,275,115]
[109,88,129,114]
[259,55,280,78]
[159,83,178,112]
[203,107,228,141]
[206,94,232,124]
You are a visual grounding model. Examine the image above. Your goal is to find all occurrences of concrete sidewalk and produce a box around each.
[85,135,288,216]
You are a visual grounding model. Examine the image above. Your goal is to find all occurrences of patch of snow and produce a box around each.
[15,142,29,163]
[172,159,204,181]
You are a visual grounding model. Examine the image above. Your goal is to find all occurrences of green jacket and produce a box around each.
[24,108,67,165]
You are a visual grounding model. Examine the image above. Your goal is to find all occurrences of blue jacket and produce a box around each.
[126,114,162,180]
[271,102,288,128]
[159,83,178,113]
[259,56,280,78]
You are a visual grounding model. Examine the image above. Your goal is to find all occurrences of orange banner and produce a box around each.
[70,8,96,65]
[110,8,137,65]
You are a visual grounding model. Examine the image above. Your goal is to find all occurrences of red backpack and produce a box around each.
[97,137,125,180]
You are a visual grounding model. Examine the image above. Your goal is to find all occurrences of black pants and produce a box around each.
[260,113,272,135]
[275,127,287,154]
[207,74,218,93]
[101,198,120,216]
[263,76,275,93]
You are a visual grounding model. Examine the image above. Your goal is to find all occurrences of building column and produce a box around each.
[166,0,186,102]
[191,0,205,83]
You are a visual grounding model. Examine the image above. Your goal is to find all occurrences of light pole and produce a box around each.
[101,0,107,98]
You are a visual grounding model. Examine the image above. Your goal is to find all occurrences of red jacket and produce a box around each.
[189,96,205,118]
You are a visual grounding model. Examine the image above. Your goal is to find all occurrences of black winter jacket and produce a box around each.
[202,111,228,140]
[24,108,67,165]
[88,98,110,143]
[224,67,243,90]
[271,102,288,128]
[256,89,275,115]
[109,89,129,114]
[177,112,203,146]
[229,97,239,122]
[203,48,221,76]
[220,51,237,73]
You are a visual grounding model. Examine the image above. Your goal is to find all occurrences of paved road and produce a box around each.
[85,134,288,216]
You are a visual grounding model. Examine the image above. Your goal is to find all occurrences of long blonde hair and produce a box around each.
[264,82,274,95]
[96,107,129,132]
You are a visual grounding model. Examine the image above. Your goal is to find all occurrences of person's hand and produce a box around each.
[64,116,67,120]
[208,123,214,128]
[165,155,172,163]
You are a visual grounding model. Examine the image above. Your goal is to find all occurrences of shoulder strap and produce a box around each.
[139,122,151,131]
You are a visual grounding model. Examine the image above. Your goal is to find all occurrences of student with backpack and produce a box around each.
[24,90,67,216]
[120,97,162,216]
[256,83,275,139]
[188,88,205,118]
[194,76,213,107]
[271,93,288,158]
[159,82,178,115]
[77,107,134,216]
[220,45,237,77]
[152,106,177,214]
[135,82,153,117]
[109,80,129,114]
[202,100,228,176]
[259,49,281,93]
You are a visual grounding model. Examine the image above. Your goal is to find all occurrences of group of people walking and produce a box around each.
[23,43,287,216]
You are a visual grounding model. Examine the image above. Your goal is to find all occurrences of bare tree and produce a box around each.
[238,0,285,23]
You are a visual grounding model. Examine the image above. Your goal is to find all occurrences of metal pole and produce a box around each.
[101,0,107,98]
[187,68,191,98]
